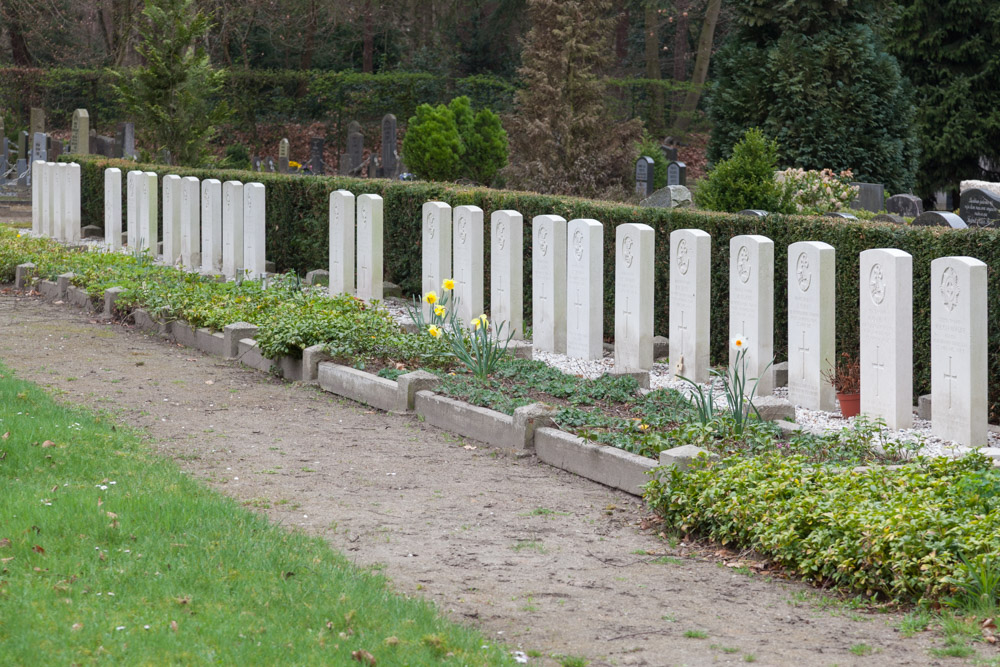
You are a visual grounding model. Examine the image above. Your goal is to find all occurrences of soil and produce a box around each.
[0,293,980,666]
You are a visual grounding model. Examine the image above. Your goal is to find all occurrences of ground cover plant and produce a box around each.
[0,361,513,664]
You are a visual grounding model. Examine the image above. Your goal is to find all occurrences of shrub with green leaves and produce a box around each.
[696,128,789,213]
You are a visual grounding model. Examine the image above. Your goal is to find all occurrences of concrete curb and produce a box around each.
[535,427,656,496]
[318,362,399,413]
[414,391,516,450]
[237,338,273,373]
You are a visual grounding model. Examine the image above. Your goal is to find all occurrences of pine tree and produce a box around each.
[706,0,918,193]
[503,0,642,198]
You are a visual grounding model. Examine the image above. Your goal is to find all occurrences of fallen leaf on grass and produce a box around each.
[2,432,8,440]
[0,538,10,548]
[71,623,83,632]
[32,545,45,555]
[351,649,376,666]
[174,596,191,605]
[41,440,56,448]
[1,556,14,563]
[106,512,118,519]
[383,636,399,646]
[170,620,179,632]
[984,618,997,630]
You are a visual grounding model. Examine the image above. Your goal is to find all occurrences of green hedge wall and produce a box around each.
[70,156,1000,421]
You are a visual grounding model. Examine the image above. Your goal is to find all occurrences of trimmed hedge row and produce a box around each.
[71,156,1000,420]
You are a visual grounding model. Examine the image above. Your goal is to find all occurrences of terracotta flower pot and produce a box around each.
[837,392,861,418]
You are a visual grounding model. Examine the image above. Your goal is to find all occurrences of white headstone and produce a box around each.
[243,183,266,279]
[491,210,524,339]
[531,214,567,353]
[42,162,55,237]
[162,175,182,264]
[140,172,158,253]
[222,181,244,280]
[422,202,452,319]
[565,218,604,360]
[729,235,774,395]
[65,163,81,243]
[200,179,222,273]
[126,171,141,248]
[52,164,66,241]
[669,229,711,382]
[787,241,836,411]
[356,194,383,302]
[453,205,484,326]
[931,256,987,446]
[104,168,122,250]
[614,223,654,371]
[328,190,355,296]
[180,176,201,269]
[31,160,44,235]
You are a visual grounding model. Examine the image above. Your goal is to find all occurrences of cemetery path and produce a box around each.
[0,295,966,666]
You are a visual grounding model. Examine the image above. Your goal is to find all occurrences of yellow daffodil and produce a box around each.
[434,305,446,317]
[478,314,488,326]
[638,423,650,431]
[442,278,455,291]
[428,325,442,338]
[471,318,481,330]
[424,291,438,305]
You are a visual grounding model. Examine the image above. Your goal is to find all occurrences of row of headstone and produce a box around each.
[634,156,687,198]
[328,191,384,301]
[335,115,400,179]
[30,161,81,241]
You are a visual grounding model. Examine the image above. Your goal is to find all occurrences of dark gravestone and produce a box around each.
[18,131,28,160]
[912,211,967,228]
[738,209,769,217]
[15,158,27,186]
[849,182,885,212]
[960,188,1000,228]
[267,158,275,173]
[115,122,135,159]
[252,156,262,172]
[31,133,47,164]
[381,114,398,178]
[823,212,858,220]
[885,193,923,218]
[660,144,678,161]
[873,214,905,223]
[347,124,364,176]
[634,156,654,197]
[88,129,97,155]
[48,140,62,161]
[309,137,325,175]
[278,138,290,174]
[95,135,115,157]
[934,190,954,211]
[667,161,687,186]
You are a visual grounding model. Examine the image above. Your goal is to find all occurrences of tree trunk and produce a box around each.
[363,0,374,72]
[1,0,33,66]
[644,3,664,134]
[674,0,720,133]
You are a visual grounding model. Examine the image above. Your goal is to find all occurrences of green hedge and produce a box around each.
[71,156,1000,421]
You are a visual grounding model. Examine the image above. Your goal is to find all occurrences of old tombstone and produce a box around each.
[786,241,836,411]
[251,156,262,172]
[162,175,182,265]
[532,214,567,354]
[126,171,141,248]
[15,158,27,186]
[380,114,398,178]
[329,190,355,296]
[201,179,223,274]
[116,123,136,159]
[266,158,275,173]
[635,156,654,198]
[730,235,774,396]
[639,185,691,209]
[222,181,244,280]
[277,138,290,174]
[738,209,769,217]
[32,133,47,165]
[565,218,604,360]
[614,223,654,371]
[421,202,452,320]
[860,249,912,429]
[850,182,885,213]
[666,160,687,186]
[931,256,987,446]
[104,168,122,250]
[95,135,115,157]
[347,122,364,176]
[669,229,711,382]
[453,205,484,326]
[491,210,524,339]
[912,211,967,228]
[356,194,384,302]
[885,194,923,218]
[180,177,201,269]
[48,139,62,162]
[243,183,266,279]
[31,160,44,235]
[30,108,44,138]
[660,144,678,161]
[18,131,27,161]
[934,191,954,211]
[960,188,1000,227]
[309,137,324,175]
[873,214,905,223]
[71,109,90,155]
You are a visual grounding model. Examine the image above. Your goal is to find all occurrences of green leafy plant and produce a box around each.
[696,128,790,213]
[776,167,859,215]
[679,337,770,437]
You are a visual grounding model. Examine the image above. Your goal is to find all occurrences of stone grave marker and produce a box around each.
[667,160,687,186]
[89,128,98,154]
[730,235,774,396]
[381,114,397,178]
[614,223,654,371]
[95,135,115,157]
[860,249,912,429]
[18,131,27,161]
[31,160,44,235]
[251,156,261,172]
[959,188,1000,227]
[347,122,364,176]
[43,163,55,237]
[15,158,27,186]
[453,205,484,326]
[309,137,324,174]
[850,182,884,212]
[104,168,122,250]
[126,171,141,248]
[934,191,954,211]
[71,109,89,154]
[738,209,769,217]
[639,185,691,209]
[912,211,967,228]
[180,176,201,269]
[421,201,452,320]
[786,241,836,411]
[885,193,922,218]
[660,144,678,161]
[532,214,567,353]
[565,218,604,360]
[116,122,136,159]
[141,172,161,256]
[635,156,654,198]
[277,138,290,174]
[222,181,244,279]
[669,229,711,382]
[64,163,81,241]
[931,256,987,446]
[162,175,182,265]
[266,158,275,172]
[52,164,66,240]
[243,183,266,279]
[329,190,355,296]
[356,194,384,302]
[30,108,44,138]
[201,179,223,274]
[48,139,62,161]
[2,137,9,179]
[823,212,857,220]
[491,210,524,339]
[32,133,47,164]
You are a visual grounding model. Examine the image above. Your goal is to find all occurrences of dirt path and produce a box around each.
[0,294,964,666]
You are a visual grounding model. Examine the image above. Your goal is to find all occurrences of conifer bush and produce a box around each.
[696,128,789,213]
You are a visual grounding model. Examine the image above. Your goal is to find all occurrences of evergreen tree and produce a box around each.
[889,0,1000,196]
[706,0,918,193]
[503,0,642,198]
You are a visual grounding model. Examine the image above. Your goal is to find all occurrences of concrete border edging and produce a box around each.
[534,427,656,496]
[414,390,516,450]
[318,362,399,412]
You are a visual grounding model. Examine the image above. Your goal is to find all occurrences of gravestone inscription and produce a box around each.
[634,156,654,198]
[885,194,922,218]
[666,161,687,186]
[959,188,1000,228]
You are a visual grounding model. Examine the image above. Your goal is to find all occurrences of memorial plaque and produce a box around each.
[959,188,1000,228]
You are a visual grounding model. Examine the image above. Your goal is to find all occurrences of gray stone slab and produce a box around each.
[414,390,515,449]
[318,362,398,413]
[171,321,199,348]
[302,344,332,383]
[639,185,691,209]
[196,328,225,357]
[236,338,273,373]
[15,262,35,290]
[396,370,440,412]
[224,322,258,359]
[658,444,720,471]
[912,211,967,228]
[37,279,59,300]
[67,286,94,310]
[103,287,125,318]
[535,427,655,496]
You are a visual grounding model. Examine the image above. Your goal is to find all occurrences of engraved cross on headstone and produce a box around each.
[573,289,583,330]
[944,355,958,409]
[677,310,689,354]
[872,345,885,396]
[798,330,810,380]
[622,296,632,341]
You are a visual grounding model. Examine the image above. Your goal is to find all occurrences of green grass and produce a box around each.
[0,364,513,664]
[849,643,875,656]
[683,629,708,639]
